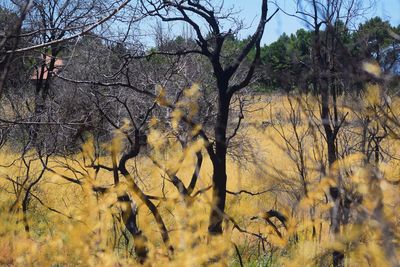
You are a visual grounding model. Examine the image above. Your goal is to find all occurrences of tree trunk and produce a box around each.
[208,93,229,235]
[322,86,344,267]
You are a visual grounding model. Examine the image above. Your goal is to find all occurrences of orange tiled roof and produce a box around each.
[31,55,64,80]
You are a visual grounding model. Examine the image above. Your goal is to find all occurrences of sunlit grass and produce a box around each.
[0,93,399,266]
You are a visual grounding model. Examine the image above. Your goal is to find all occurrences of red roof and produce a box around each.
[31,55,63,80]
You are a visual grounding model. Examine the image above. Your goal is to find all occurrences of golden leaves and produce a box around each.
[171,109,183,131]
[363,60,382,78]
[147,128,166,152]
[365,84,381,107]
[1,90,400,266]
[155,84,169,106]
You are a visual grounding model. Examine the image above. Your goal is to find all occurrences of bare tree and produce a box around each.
[0,0,33,95]
[139,0,278,235]
[275,1,374,266]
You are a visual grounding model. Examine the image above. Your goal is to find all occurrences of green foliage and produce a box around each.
[259,30,312,92]
[257,17,400,92]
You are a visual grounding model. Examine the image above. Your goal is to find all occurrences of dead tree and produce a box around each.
[142,0,278,235]
[0,0,33,95]
[277,0,374,266]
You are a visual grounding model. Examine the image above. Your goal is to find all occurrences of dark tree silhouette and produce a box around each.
[142,0,278,234]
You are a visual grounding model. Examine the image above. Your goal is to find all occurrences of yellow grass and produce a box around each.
[0,93,399,266]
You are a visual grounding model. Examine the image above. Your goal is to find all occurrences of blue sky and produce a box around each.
[224,0,400,44]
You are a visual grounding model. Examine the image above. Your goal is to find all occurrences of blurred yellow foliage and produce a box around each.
[0,94,398,266]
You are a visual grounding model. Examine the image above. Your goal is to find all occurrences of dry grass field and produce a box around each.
[0,92,399,266]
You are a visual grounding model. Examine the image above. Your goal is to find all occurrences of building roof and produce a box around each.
[31,55,64,80]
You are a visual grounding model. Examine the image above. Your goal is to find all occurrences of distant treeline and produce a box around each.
[152,16,400,93]
[257,17,400,92]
